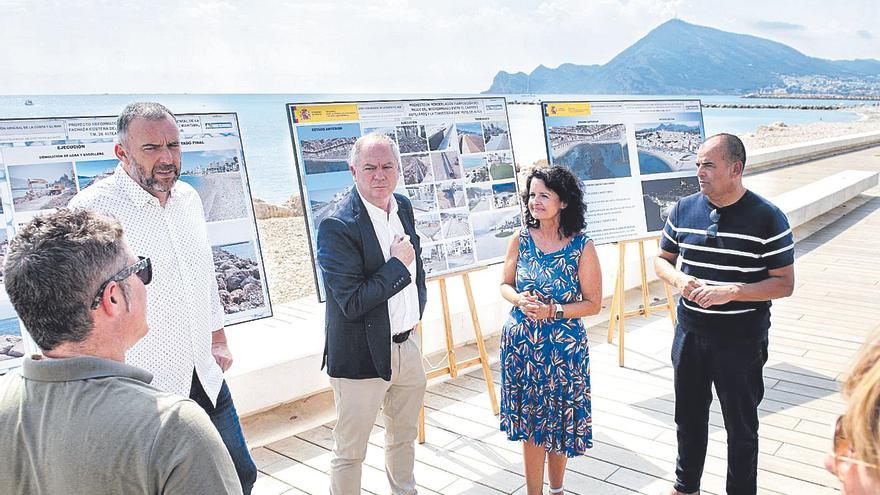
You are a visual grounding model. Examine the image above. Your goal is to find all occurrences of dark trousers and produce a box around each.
[671,323,768,495]
[190,370,257,495]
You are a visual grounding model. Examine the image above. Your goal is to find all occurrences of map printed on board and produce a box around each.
[287,98,522,302]
[542,99,705,244]
[0,114,272,371]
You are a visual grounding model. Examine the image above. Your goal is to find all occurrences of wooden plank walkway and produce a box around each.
[245,148,880,494]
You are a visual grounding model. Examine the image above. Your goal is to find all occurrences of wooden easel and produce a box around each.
[417,268,499,443]
[606,237,677,367]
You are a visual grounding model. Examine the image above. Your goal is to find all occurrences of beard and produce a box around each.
[129,156,179,194]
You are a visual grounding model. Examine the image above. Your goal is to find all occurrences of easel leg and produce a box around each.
[617,243,626,367]
[438,278,457,378]
[606,272,619,343]
[638,241,649,318]
[657,238,678,327]
[418,321,425,444]
[462,273,499,415]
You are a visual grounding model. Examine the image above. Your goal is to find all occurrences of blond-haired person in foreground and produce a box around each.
[826,328,880,494]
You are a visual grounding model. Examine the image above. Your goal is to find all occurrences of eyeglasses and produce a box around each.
[829,414,877,480]
[90,256,152,309]
[706,208,721,239]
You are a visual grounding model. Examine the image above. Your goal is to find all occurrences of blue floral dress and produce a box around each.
[500,228,592,457]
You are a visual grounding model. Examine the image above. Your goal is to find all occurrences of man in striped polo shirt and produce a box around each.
[655,133,795,495]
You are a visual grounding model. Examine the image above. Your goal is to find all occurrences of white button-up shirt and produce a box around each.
[358,191,420,336]
[70,164,225,403]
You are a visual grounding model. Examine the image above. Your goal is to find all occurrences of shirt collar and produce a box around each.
[357,188,398,220]
[113,162,178,208]
[21,354,153,384]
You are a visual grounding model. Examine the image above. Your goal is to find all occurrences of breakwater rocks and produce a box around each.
[214,248,265,315]
[745,93,880,101]
[702,103,849,110]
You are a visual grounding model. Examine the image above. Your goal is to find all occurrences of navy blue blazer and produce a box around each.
[316,190,427,380]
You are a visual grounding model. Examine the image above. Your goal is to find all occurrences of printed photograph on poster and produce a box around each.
[549,123,631,180]
[466,183,493,212]
[406,184,437,213]
[415,213,442,243]
[362,126,398,145]
[456,122,486,154]
[431,149,462,181]
[180,149,248,222]
[635,120,702,175]
[8,162,77,212]
[641,176,700,232]
[472,208,521,260]
[309,186,351,227]
[462,155,489,183]
[427,123,455,151]
[492,181,518,209]
[304,170,353,226]
[75,158,117,190]
[486,151,515,180]
[401,153,432,185]
[436,180,465,209]
[440,210,471,238]
[396,125,428,154]
[444,238,475,270]
[298,123,361,175]
[422,242,447,275]
[482,121,511,152]
[212,240,266,315]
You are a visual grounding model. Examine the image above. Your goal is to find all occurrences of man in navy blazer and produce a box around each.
[317,132,427,495]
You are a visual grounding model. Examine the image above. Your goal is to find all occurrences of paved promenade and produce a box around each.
[245,146,880,494]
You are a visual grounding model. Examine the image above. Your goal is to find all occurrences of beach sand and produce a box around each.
[739,105,880,150]
[256,105,880,306]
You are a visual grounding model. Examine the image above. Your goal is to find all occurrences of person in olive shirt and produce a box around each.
[0,209,242,495]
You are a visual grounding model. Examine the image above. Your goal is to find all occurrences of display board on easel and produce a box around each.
[541,99,705,245]
[286,97,522,302]
[0,113,273,372]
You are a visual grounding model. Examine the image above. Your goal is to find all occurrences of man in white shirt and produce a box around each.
[316,132,428,494]
[69,102,256,494]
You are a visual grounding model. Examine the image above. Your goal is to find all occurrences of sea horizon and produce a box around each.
[0,93,864,204]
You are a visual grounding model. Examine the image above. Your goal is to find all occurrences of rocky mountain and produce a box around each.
[485,19,880,95]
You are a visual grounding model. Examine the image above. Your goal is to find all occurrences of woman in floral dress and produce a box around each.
[499,166,602,495]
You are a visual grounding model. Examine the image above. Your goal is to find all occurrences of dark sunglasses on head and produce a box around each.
[706,208,721,239]
[90,256,152,310]
[829,414,877,480]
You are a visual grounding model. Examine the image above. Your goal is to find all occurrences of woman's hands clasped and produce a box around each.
[516,291,554,320]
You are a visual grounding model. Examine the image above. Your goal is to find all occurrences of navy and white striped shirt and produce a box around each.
[660,190,794,337]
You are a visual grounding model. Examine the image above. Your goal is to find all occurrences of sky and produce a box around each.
[0,0,877,95]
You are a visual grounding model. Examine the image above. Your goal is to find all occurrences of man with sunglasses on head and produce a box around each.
[654,133,795,495]
[69,102,256,493]
[0,209,241,494]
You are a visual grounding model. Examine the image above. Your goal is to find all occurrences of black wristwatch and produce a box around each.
[555,304,564,319]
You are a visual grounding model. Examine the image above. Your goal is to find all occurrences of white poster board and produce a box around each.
[541,99,705,244]
[287,97,522,301]
[0,113,272,371]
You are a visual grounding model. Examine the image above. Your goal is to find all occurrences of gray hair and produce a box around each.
[706,132,747,170]
[348,132,401,169]
[4,209,129,351]
[117,101,176,148]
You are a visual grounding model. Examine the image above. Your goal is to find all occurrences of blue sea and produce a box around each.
[0,93,863,204]
[0,316,20,336]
